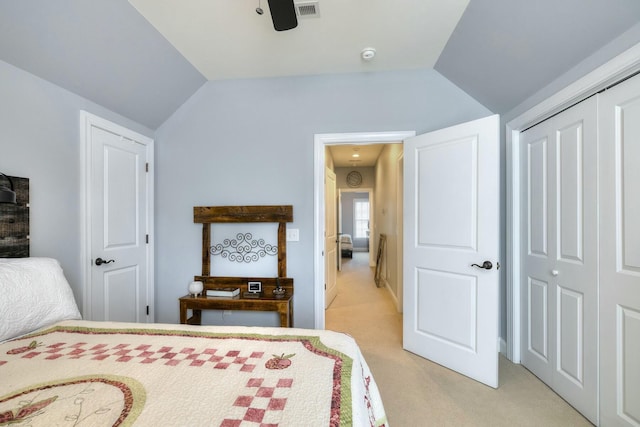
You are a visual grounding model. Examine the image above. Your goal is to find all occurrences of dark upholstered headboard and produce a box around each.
[0,176,29,257]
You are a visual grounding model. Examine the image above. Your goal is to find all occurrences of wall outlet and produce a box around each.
[223,310,232,316]
[286,228,299,241]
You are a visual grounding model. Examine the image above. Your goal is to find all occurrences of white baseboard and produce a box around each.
[382,280,403,312]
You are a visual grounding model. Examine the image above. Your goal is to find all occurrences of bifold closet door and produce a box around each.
[520,97,597,424]
[599,74,640,426]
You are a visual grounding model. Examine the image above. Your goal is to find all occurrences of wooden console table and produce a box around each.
[179,293,294,327]
[182,205,295,328]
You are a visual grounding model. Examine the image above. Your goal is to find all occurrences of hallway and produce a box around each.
[325,252,591,426]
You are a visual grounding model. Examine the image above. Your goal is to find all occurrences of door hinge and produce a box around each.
[146,163,149,172]
[324,283,327,290]
[146,234,149,244]
[146,305,149,316]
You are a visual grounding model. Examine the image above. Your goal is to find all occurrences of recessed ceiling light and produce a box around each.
[352,153,360,158]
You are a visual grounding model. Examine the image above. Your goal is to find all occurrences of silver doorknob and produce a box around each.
[471,261,493,270]
[551,269,559,276]
[95,257,115,266]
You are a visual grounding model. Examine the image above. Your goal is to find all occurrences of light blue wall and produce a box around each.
[0,59,153,309]
[498,31,640,343]
[155,69,492,328]
[504,23,640,123]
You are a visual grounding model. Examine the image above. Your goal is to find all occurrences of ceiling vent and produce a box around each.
[295,1,320,18]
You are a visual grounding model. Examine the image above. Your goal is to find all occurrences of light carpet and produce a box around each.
[325,252,592,426]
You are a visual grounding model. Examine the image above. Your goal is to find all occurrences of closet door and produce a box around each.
[520,97,598,423]
[599,74,640,426]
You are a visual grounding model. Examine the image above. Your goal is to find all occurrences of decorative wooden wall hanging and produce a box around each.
[0,176,29,257]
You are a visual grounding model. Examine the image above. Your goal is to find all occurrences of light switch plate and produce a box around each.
[286,228,299,241]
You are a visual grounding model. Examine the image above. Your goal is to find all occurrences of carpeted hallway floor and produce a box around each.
[325,252,592,426]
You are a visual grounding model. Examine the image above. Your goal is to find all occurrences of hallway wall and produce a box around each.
[374,144,403,309]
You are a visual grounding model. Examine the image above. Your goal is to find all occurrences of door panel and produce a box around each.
[520,97,597,423]
[558,123,584,263]
[528,277,548,363]
[105,145,139,247]
[599,75,640,426]
[620,99,640,272]
[404,115,499,388]
[417,268,476,350]
[417,137,477,250]
[104,266,138,322]
[557,286,582,385]
[619,308,640,424]
[527,137,548,257]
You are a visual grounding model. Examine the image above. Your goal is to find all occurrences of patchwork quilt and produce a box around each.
[0,320,388,426]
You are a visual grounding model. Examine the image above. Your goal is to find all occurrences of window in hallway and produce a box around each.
[353,199,369,239]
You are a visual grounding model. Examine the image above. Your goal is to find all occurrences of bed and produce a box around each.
[0,257,388,426]
[340,234,353,258]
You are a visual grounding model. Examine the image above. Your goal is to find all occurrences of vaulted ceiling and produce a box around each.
[1,0,638,129]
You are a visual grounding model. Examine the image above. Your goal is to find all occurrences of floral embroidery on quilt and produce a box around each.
[0,375,145,427]
[265,353,295,370]
[5,340,42,355]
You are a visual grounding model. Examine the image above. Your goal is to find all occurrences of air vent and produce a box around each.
[295,1,320,18]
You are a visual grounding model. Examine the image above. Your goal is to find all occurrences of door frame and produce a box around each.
[506,43,640,362]
[79,111,155,320]
[314,131,415,329]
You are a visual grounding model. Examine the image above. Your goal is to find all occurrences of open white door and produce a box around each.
[337,190,342,272]
[403,115,500,388]
[325,167,338,308]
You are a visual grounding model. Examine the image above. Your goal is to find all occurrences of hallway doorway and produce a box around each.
[338,189,373,270]
[314,131,412,329]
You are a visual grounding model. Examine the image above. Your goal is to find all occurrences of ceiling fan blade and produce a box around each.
[267,0,298,31]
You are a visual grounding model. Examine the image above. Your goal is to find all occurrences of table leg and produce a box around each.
[179,301,187,324]
[278,307,289,328]
[190,309,202,325]
[288,300,293,328]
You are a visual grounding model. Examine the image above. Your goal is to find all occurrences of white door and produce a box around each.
[84,113,153,322]
[599,75,640,426]
[337,190,343,272]
[519,98,598,423]
[403,115,500,388]
[396,153,404,313]
[325,167,338,308]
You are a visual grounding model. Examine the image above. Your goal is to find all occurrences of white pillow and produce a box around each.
[0,257,81,341]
